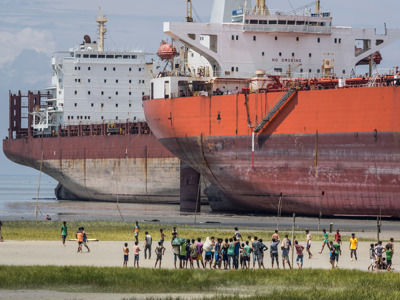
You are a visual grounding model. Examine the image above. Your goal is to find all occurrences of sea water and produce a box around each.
[0,174,58,220]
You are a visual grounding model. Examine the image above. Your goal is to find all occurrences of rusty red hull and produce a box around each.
[3,133,181,203]
[159,132,400,217]
[143,85,400,217]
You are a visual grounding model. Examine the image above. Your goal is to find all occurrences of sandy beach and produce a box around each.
[0,239,396,271]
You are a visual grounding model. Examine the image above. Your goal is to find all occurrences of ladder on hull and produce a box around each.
[254,89,297,133]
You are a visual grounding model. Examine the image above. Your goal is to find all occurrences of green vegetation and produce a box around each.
[0,220,357,242]
[0,266,399,298]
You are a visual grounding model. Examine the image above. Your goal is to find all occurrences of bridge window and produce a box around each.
[309,53,312,57]
[269,20,277,25]
[262,52,264,56]
[278,20,286,25]
[296,37,299,41]
[275,36,278,41]
[279,52,282,57]
[317,38,320,43]
[253,36,256,41]
[104,67,107,71]
[232,35,235,40]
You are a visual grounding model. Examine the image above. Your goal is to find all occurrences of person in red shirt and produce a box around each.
[335,230,342,244]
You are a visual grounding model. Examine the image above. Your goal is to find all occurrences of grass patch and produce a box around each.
[2,221,359,242]
[0,266,399,298]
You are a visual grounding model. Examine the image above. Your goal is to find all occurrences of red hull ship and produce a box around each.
[144,77,400,217]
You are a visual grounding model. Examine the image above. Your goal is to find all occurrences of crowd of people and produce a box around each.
[57,221,394,271]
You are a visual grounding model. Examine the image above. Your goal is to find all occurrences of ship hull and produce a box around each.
[144,85,400,217]
[3,133,180,203]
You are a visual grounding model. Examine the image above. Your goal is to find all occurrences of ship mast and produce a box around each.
[96,7,107,52]
[253,0,270,15]
[186,0,193,22]
[315,0,321,14]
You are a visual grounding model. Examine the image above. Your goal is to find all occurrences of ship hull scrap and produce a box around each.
[3,130,180,203]
[144,85,400,217]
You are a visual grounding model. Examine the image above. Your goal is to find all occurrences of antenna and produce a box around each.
[186,0,193,22]
[96,7,107,51]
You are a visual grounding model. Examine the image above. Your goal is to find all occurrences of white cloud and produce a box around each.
[0,28,55,68]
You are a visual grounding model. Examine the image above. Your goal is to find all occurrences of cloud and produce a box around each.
[0,28,55,68]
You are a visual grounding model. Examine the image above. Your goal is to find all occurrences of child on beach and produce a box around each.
[123,243,129,267]
[306,230,313,259]
[133,221,140,243]
[329,241,336,269]
[81,227,90,252]
[386,245,393,271]
[133,241,140,268]
[319,229,329,254]
[259,239,268,269]
[61,221,67,246]
[294,238,304,269]
[160,229,165,246]
[349,233,358,261]
[189,239,198,269]
[368,243,375,271]
[154,241,166,268]
[333,239,342,268]
[76,227,83,253]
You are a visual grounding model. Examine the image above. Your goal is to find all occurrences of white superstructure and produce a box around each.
[32,10,152,135]
[164,0,400,79]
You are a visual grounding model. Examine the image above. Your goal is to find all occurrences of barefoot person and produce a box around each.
[133,241,141,268]
[293,237,304,269]
[133,221,140,243]
[154,241,166,269]
[306,230,313,259]
[319,229,329,254]
[81,227,90,252]
[61,221,67,246]
[76,227,83,253]
[123,243,129,268]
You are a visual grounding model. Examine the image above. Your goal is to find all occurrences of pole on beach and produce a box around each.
[291,213,296,267]
[276,193,283,230]
[34,151,44,220]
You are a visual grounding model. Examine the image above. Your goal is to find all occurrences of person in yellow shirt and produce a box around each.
[76,227,84,253]
[123,243,129,267]
[349,233,358,261]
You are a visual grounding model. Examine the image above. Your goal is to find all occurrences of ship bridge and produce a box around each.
[164,0,400,79]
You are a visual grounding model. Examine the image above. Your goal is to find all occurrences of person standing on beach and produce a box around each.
[133,241,140,268]
[61,222,67,246]
[319,229,329,254]
[189,239,198,269]
[368,243,376,271]
[349,233,358,261]
[294,237,305,269]
[76,227,83,253]
[234,227,242,241]
[252,236,261,269]
[272,230,280,242]
[0,220,4,242]
[329,241,336,269]
[154,241,166,269]
[133,221,140,243]
[375,241,384,268]
[333,239,342,268]
[306,230,313,259]
[335,230,342,244]
[196,237,205,269]
[386,245,393,271]
[159,229,165,246]
[81,227,90,252]
[123,243,129,268]
[281,234,291,269]
[270,238,280,269]
[143,231,152,259]
[259,239,268,269]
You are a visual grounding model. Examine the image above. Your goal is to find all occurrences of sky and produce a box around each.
[0,0,399,176]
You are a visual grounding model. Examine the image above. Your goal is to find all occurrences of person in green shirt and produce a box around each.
[333,239,342,268]
[61,221,67,246]
[243,241,251,269]
[180,241,188,268]
[386,245,393,271]
[319,229,329,254]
